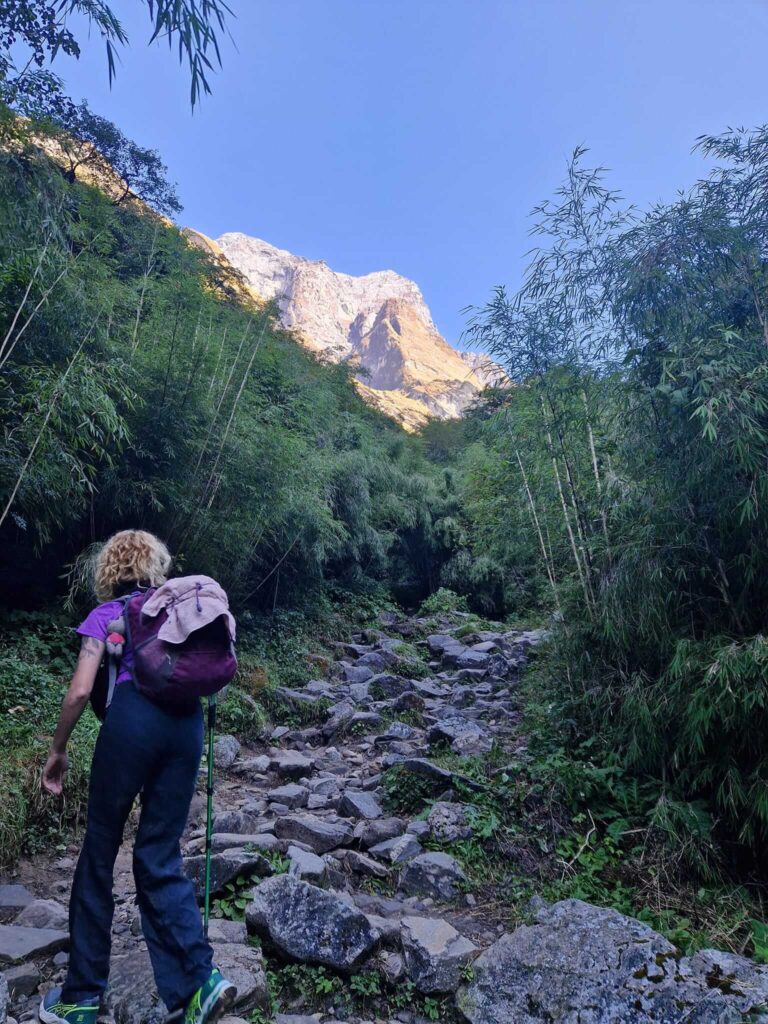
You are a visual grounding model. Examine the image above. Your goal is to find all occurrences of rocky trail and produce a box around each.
[2,612,768,1024]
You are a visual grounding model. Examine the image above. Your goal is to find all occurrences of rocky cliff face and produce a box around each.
[215,233,498,429]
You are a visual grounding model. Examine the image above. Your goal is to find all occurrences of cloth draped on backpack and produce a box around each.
[141,574,236,644]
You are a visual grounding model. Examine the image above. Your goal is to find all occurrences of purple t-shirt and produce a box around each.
[77,600,135,686]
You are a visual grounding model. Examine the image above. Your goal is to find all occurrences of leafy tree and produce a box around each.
[44,101,181,215]
[0,0,233,114]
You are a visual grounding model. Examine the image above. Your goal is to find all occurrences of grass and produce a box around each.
[0,609,97,867]
[254,959,463,1023]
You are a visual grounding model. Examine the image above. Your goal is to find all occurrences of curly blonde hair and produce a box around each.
[94,530,172,602]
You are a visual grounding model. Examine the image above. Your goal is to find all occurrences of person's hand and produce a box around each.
[42,751,68,796]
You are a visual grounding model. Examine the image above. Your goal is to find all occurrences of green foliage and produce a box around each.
[461,125,768,863]
[382,763,444,816]
[0,610,96,866]
[211,875,254,921]
[0,0,232,115]
[419,587,469,616]
[262,958,461,1022]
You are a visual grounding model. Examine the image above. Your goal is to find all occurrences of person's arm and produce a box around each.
[42,635,105,796]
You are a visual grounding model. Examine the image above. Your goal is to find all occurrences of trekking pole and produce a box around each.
[203,694,217,938]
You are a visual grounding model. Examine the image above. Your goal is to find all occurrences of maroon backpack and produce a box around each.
[122,585,237,710]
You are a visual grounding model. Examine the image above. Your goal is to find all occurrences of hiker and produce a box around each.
[39,530,237,1024]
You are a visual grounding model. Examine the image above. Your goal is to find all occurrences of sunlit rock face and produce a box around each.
[216,232,500,429]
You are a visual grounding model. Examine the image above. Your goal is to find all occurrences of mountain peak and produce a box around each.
[216,232,494,428]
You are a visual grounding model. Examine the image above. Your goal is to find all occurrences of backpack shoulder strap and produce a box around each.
[104,594,135,714]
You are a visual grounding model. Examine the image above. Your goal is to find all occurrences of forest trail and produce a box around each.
[2,612,768,1024]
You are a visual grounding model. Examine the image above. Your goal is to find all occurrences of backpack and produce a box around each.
[91,578,238,719]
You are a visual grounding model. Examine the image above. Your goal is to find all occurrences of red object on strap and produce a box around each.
[107,632,125,645]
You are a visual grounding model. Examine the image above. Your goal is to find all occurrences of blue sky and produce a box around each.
[57,0,768,346]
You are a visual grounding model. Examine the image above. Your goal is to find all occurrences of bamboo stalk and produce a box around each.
[0,314,101,530]
[130,223,159,357]
[514,446,560,609]
[0,232,107,371]
[0,239,50,365]
[193,320,252,474]
[581,388,611,554]
[540,397,595,618]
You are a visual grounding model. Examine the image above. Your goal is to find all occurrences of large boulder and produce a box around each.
[401,916,477,993]
[399,852,467,901]
[246,875,379,971]
[457,899,768,1023]
[274,814,354,854]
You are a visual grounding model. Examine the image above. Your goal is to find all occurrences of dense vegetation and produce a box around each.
[437,130,768,883]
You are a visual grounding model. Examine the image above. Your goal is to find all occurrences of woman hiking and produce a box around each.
[39,530,236,1024]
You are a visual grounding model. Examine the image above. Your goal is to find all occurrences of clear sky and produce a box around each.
[56,0,768,346]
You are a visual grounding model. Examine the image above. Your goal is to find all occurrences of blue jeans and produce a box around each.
[62,681,213,1012]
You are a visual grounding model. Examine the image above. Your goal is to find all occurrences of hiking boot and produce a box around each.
[38,989,99,1024]
[183,968,237,1024]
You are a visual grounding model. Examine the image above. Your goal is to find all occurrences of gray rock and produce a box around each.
[287,845,327,885]
[369,834,423,865]
[306,777,340,797]
[4,962,41,999]
[213,734,241,769]
[206,919,248,944]
[426,635,458,656]
[212,810,261,835]
[210,833,279,853]
[375,722,417,744]
[457,898,768,1024]
[339,663,375,685]
[246,875,379,971]
[0,926,68,966]
[406,819,430,838]
[401,759,452,785]
[427,716,492,756]
[348,682,371,703]
[274,1016,322,1024]
[440,642,469,667]
[357,651,394,671]
[401,915,477,993]
[274,814,353,854]
[212,940,269,1014]
[183,849,271,898]
[344,850,390,879]
[14,900,68,931]
[234,754,271,775]
[399,852,467,901]
[106,947,164,1024]
[0,974,7,1024]
[369,674,411,699]
[455,649,491,670]
[0,887,33,920]
[338,791,384,820]
[267,784,309,809]
[427,802,473,843]
[269,751,315,779]
[354,817,406,849]
[381,950,405,984]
